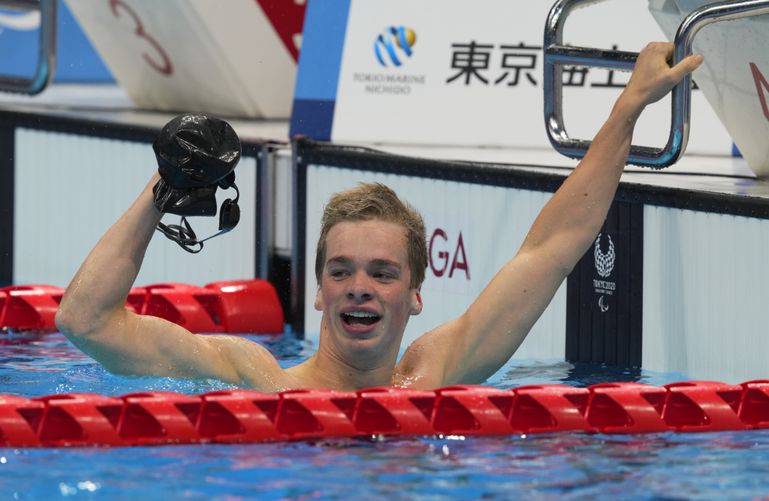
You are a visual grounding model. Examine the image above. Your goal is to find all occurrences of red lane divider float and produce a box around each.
[0,285,63,332]
[2,381,769,447]
[0,279,284,334]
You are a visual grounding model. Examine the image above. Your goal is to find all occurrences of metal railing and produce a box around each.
[543,0,769,168]
[0,0,56,95]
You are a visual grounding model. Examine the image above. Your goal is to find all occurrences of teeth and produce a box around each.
[346,311,378,318]
[341,311,381,326]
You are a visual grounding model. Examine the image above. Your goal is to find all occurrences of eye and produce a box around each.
[328,268,350,279]
[373,270,398,282]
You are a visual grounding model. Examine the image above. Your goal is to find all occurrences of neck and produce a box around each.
[289,321,401,391]
[302,352,396,391]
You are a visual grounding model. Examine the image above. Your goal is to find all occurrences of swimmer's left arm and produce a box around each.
[399,43,703,387]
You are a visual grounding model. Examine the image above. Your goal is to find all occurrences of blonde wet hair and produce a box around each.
[315,183,427,289]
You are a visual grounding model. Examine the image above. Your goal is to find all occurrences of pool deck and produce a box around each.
[0,83,767,201]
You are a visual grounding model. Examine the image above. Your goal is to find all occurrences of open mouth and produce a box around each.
[341,311,382,326]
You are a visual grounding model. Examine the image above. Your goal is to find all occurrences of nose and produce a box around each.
[346,271,373,302]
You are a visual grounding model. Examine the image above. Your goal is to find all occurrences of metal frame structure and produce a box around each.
[0,0,56,95]
[544,0,769,168]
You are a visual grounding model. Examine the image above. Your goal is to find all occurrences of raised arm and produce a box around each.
[54,174,279,386]
[55,116,284,389]
[398,42,703,387]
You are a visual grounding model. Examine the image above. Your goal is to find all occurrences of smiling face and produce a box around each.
[315,219,422,359]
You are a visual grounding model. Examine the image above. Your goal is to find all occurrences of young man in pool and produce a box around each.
[55,42,702,391]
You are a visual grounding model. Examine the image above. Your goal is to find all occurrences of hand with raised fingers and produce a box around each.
[624,41,704,108]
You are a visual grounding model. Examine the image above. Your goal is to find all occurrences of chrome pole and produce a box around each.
[543,0,769,168]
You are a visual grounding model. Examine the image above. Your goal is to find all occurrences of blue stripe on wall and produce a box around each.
[290,99,335,140]
[56,0,112,82]
[293,0,351,100]
[291,0,351,139]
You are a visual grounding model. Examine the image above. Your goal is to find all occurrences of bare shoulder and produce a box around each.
[393,320,461,389]
[204,335,293,391]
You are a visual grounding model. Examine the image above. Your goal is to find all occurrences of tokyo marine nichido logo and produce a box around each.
[355,26,424,95]
[374,26,417,67]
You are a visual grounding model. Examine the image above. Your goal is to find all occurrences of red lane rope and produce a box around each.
[3,381,769,447]
[0,280,284,334]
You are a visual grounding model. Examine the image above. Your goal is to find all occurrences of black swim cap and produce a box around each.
[152,113,243,253]
[153,113,241,190]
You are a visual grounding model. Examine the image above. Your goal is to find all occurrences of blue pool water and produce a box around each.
[3,331,769,500]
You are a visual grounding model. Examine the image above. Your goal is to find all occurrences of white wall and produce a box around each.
[14,128,257,287]
[643,205,769,382]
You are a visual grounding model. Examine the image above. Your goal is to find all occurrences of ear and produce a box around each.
[314,286,323,311]
[410,290,423,316]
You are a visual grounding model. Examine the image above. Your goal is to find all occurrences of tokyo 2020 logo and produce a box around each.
[594,233,615,278]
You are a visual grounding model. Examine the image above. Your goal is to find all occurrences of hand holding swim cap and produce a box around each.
[152,113,241,215]
[152,113,242,253]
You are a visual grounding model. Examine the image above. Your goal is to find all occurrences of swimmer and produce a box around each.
[55,42,703,391]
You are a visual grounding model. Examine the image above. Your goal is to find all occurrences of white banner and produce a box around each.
[327,0,732,155]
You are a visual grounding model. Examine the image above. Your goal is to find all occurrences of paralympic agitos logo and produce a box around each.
[428,228,470,279]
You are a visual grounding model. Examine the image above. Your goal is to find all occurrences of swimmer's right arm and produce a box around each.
[55,174,281,388]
